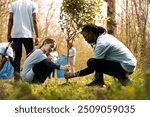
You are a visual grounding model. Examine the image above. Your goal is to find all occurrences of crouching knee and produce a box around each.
[87,58,95,67]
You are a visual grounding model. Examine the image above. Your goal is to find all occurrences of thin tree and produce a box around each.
[0,0,14,41]
[60,0,102,64]
[105,0,116,35]
[132,0,149,70]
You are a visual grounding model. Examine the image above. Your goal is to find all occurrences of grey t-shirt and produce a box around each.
[21,49,47,82]
[93,33,137,72]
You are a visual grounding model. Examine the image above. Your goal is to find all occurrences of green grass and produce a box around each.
[0,70,150,100]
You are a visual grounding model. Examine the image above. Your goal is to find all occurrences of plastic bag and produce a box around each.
[0,60,14,79]
[56,54,67,78]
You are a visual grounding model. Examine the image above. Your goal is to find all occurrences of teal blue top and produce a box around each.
[93,33,137,72]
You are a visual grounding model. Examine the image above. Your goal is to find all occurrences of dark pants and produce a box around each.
[52,69,55,78]
[78,58,132,84]
[12,38,33,72]
[32,61,54,83]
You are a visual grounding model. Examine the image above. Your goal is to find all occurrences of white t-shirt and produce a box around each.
[0,43,13,58]
[21,49,47,82]
[69,47,76,57]
[9,0,38,38]
[50,51,58,63]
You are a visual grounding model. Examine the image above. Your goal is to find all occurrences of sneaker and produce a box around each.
[51,77,55,81]
[119,78,132,86]
[86,80,106,87]
[14,72,22,82]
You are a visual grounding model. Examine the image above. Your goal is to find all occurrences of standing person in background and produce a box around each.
[65,24,137,87]
[68,42,76,73]
[7,0,39,81]
[49,42,58,79]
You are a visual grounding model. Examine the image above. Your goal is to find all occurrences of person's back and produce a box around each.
[94,33,137,72]
[0,43,13,58]
[10,0,38,38]
[21,49,47,82]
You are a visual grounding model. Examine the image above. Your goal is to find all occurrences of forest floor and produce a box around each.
[0,70,150,100]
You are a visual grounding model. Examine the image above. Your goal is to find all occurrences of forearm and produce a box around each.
[33,22,39,38]
[43,59,60,69]
[64,67,94,79]
[43,59,69,71]
[75,67,94,77]
[33,13,39,38]
[7,13,13,36]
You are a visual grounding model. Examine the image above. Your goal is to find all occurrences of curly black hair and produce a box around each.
[82,24,106,37]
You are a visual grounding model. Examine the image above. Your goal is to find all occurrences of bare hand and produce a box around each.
[66,65,72,72]
[47,56,52,61]
[35,37,39,46]
[7,35,12,42]
[60,64,71,71]
[64,72,75,79]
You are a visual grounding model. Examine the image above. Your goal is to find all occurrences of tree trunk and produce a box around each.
[133,0,149,70]
[105,0,117,35]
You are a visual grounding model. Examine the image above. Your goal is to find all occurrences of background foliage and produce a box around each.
[0,0,150,99]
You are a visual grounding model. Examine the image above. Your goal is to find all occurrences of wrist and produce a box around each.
[69,72,77,78]
[74,72,78,77]
[36,35,39,38]
[60,66,65,70]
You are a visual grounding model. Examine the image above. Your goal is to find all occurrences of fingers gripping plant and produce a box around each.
[60,0,102,64]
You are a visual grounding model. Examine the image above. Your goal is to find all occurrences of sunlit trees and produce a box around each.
[115,0,150,70]
[0,0,149,70]
[132,0,150,70]
[0,0,14,41]
[105,0,116,35]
